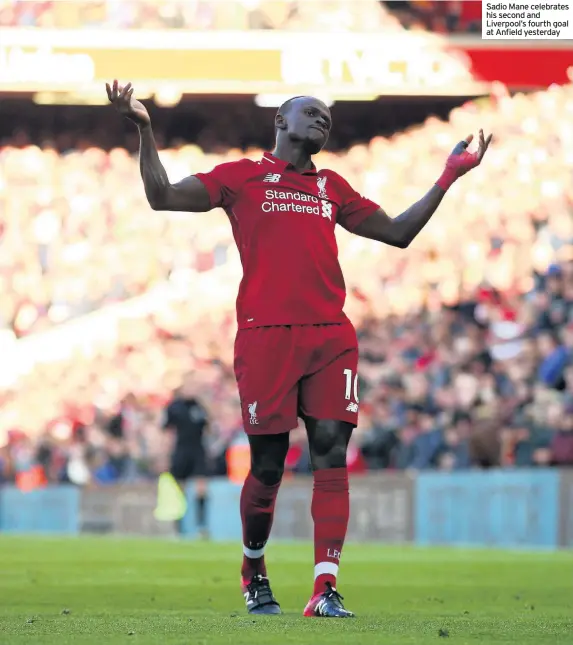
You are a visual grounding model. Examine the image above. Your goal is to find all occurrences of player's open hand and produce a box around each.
[445,129,493,178]
[106,80,151,128]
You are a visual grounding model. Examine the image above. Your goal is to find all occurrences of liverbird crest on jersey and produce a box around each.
[317,176,328,199]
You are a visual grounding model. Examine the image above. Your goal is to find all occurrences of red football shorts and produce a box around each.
[234,323,359,435]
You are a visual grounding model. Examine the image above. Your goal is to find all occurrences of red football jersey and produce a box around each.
[195,152,379,329]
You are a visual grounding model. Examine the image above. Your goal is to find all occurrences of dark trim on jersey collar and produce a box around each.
[262,152,318,175]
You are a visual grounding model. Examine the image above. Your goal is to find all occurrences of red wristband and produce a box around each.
[436,167,457,191]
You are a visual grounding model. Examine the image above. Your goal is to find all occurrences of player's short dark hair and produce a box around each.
[275,96,311,134]
[276,95,307,119]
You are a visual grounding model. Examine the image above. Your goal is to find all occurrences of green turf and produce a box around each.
[1,536,572,645]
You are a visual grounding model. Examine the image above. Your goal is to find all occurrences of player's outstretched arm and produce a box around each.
[106,80,211,213]
[351,130,492,248]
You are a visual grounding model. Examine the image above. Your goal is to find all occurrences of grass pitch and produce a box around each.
[1,536,572,645]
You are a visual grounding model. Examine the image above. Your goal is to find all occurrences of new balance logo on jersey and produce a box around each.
[346,402,358,413]
[248,402,259,424]
[263,173,281,183]
[317,176,328,199]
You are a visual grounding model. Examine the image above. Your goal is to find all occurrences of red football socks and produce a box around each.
[240,471,281,582]
[311,467,350,595]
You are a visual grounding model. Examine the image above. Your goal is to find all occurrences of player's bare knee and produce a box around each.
[251,451,285,486]
[311,445,347,471]
[247,433,289,485]
[251,462,284,486]
[306,419,353,471]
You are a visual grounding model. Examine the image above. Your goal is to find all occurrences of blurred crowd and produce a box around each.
[0,0,480,33]
[1,81,573,486]
[385,1,481,34]
[1,0,401,32]
[0,140,235,336]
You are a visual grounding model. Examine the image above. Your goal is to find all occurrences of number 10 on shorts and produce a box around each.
[343,369,359,403]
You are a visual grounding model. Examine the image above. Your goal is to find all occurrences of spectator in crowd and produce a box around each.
[162,373,210,537]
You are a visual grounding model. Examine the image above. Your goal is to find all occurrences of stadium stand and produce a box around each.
[0,0,395,32]
[1,83,572,484]
[0,0,481,33]
[384,1,482,34]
